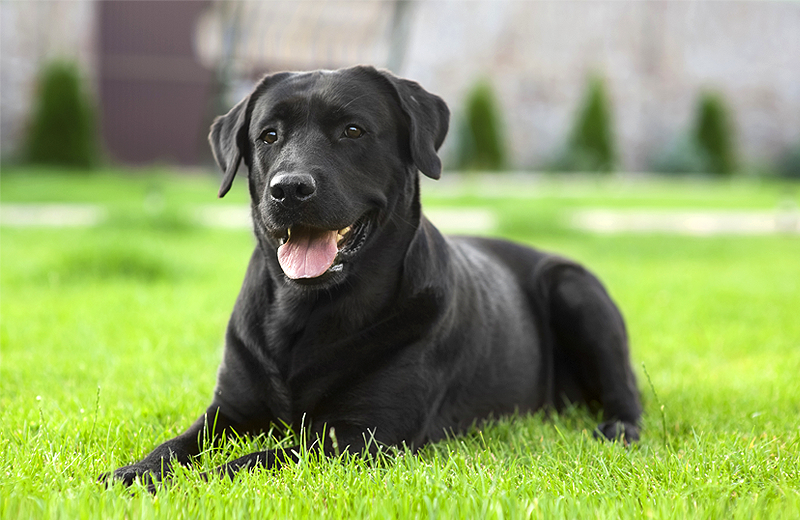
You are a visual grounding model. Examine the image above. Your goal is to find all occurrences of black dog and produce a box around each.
[109,66,641,485]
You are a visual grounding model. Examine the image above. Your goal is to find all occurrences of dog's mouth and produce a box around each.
[275,214,372,280]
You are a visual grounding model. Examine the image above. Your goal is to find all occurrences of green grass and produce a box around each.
[2,167,799,518]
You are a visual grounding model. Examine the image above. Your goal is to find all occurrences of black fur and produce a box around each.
[105,66,641,487]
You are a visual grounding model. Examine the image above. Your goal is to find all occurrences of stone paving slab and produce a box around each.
[0,204,106,227]
[570,209,800,235]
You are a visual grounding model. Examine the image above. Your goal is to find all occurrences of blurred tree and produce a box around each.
[24,61,97,168]
[456,80,506,171]
[651,92,738,176]
[777,142,800,179]
[560,76,616,172]
[693,91,736,175]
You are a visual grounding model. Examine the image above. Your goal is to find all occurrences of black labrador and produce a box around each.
[108,65,641,486]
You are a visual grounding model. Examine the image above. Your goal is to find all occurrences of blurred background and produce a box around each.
[3,7,800,505]
[2,0,800,178]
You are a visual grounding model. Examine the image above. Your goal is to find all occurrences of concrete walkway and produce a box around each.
[3,203,799,235]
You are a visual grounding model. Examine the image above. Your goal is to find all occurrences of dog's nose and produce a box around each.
[269,173,317,206]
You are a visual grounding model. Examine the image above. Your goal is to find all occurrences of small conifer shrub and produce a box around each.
[777,142,800,179]
[558,76,616,172]
[456,80,506,171]
[24,61,97,168]
[693,91,736,175]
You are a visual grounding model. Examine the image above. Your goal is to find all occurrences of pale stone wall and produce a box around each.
[403,1,800,171]
[4,0,798,172]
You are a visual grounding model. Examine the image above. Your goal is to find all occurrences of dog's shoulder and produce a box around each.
[446,235,551,278]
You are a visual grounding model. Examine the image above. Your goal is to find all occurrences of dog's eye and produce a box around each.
[343,125,364,139]
[260,129,278,144]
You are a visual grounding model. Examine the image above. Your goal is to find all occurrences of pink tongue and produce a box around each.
[277,226,338,279]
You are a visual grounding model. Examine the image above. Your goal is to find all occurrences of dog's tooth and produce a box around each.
[339,226,351,237]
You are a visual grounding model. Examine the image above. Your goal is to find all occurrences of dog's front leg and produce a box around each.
[201,424,385,481]
[103,405,235,488]
[200,446,302,481]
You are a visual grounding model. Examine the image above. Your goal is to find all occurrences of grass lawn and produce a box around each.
[1,167,799,518]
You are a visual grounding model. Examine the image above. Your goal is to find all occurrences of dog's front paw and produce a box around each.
[593,420,640,444]
[98,463,164,493]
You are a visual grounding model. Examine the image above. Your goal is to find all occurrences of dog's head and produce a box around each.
[209,66,449,287]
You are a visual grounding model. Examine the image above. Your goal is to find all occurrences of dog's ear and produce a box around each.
[210,72,294,198]
[209,95,250,198]
[381,71,450,180]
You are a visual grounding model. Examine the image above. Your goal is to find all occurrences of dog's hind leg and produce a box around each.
[535,258,642,442]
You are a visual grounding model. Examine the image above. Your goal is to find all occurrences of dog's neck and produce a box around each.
[267,218,414,331]
[259,171,425,330]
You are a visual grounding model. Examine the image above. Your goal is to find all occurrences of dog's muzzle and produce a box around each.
[276,214,372,280]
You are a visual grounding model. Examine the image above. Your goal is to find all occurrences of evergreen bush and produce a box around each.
[651,91,738,176]
[456,80,506,171]
[693,91,736,175]
[24,60,97,168]
[777,142,800,179]
[557,76,616,172]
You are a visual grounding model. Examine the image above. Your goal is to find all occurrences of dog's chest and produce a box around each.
[266,290,440,424]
